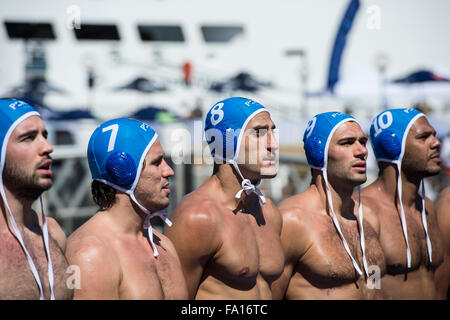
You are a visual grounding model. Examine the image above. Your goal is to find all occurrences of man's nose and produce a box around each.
[267,129,279,152]
[355,142,368,159]
[40,136,53,155]
[163,159,175,178]
[430,135,441,150]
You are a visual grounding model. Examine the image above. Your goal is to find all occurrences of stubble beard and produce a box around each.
[402,155,441,179]
[327,165,367,190]
[2,163,52,201]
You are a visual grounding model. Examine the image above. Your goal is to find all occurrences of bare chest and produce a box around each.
[299,218,386,287]
[379,208,444,274]
[212,212,284,287]
[116,239,188,299]
[0,231,73,300]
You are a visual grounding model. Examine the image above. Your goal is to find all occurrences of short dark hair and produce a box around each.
[91,180,116,210]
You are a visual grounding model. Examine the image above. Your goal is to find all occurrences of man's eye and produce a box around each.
[256,130,268,137]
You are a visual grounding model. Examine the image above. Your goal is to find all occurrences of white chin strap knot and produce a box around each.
[143,211,172,257]
[129,192,172,257]
[235,178,267,204]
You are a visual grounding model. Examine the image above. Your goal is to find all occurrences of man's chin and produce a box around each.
[423,168,441,178]
[260,166,278,178]
[152,200,170,212]
[260,172,277,179]
[38,179,53,191]
[349,174,367,186]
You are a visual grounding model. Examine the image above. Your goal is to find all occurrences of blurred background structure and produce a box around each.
[0,0,449,234]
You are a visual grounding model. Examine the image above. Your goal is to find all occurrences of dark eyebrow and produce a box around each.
[359,136,368,143]
[415,129,434,138]
[17,129,38,139]
[337,135,368,144]
[151,154,164,164]
[337,136,356,143]
[252,124,276,131]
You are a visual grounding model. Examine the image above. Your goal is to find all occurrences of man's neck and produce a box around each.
[103,193,147,236]
[313,172,356,219]
[213,164,259,210]
[377,163,421,208]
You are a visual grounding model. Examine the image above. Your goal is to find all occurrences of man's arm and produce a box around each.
[164,201,221,299]
[435,187,450,299]
[271,206,310,300]
[66,235,121,299]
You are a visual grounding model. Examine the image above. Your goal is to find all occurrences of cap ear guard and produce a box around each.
[105,151,137,187]
[304,135,324,168]
[376,129,402,160]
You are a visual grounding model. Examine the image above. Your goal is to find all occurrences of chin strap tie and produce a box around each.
[235,178,266,204]
[130,192,172,257]
[232,161,267,205]
[143,212,172,257]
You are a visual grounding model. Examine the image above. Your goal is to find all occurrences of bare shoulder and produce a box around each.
[46,217,67,252]
[436,187,450,234]
[360,184,388,217]
[169,193,222,230]
[164,193,222,254]
[278,190,314,225]
[277,191,316,258]
[359,203,380,237]
[66,215,119,267]
[424,196,437,215]
[262,197,282,232]
[66,228,121,299]
[66,227,120,276]
[437,187,450,213]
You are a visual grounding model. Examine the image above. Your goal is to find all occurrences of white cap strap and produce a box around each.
[1,189,55,299]
[323,170,367,277]
[129,192,172,257]
[358,186,369,277]
[395,161,412,269]
[143,212,172,257]
[420,180,432,264]
[39,195,55,300]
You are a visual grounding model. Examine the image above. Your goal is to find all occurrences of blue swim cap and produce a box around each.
[87,117,171,257]
[370,108,424,162]
[303,112,358,169]
[204,97,269,163]
[0,99,40,168]
[369,108,431,269]
[87,118,157,192]
[204,97,270,204]
[0,98,56,299]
